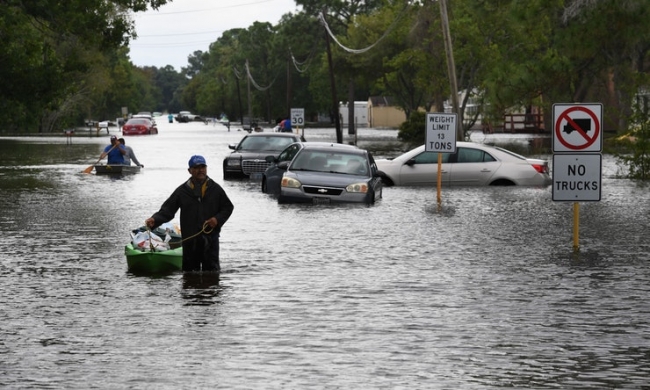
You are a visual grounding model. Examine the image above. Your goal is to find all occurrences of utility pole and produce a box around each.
[323,10,342,144]
[439,0,462,141]
[286,55,292,119]
[246,59,252,130]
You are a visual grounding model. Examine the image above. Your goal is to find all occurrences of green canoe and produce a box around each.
[124,243,182,274]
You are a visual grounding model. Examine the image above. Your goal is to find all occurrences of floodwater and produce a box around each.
[1,120,649,389]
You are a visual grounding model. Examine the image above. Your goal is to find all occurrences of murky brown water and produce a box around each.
[1,121,649,389]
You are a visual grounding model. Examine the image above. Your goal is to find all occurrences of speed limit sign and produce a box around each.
[291,108,304,127]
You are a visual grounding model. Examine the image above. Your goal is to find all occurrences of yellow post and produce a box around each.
[573,202,580,251]
[437,153,442,208]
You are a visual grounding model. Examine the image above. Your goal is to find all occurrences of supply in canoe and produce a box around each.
[125,225,182,274]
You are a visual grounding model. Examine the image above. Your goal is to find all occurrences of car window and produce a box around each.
[292,150,367,174]
[291,150,313,170]
[237,137,262,150]
[413,151,450,164]
[277,144,301,162]
[127,119,150,125]
[456,148,496,163]
[268,137,296,151]
[240,136,298,151]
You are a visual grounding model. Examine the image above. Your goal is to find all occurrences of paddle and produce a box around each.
[83,144,116,174]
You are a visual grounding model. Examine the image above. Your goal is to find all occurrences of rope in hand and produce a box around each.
[142,221,214,251]
[179,221,214,243]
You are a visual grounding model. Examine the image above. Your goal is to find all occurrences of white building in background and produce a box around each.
[339,101,369,127]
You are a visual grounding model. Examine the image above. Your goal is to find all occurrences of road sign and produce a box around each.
[552,153,602,201]
[425,113,457,153]
[553,103,602,153]
[291,108,305,127]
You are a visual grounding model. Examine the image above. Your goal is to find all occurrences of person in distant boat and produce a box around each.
[282,118,292,132]
[118,138,144,168]
[144,155,234,272]
[100,135,126,164]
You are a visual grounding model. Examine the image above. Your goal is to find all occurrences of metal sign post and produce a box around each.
[552,103,603,251]
[291,108,304,136]
[426,113,457,208]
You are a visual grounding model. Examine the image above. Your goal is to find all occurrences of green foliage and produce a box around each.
[616,107,650,180]
[0,0,169,132]
[397,110,425,145]
[2,0,650,139]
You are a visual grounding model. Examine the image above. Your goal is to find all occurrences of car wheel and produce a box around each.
[381,176,395,187]
[223,162,234,180]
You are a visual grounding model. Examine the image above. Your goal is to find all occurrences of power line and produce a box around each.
[137,29,228,38]
[132,0,278,17]
[318,4,409,55]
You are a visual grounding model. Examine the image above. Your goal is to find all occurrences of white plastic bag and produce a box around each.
[131,231,171,252]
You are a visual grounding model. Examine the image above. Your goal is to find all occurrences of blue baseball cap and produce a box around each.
[188,155,207,168]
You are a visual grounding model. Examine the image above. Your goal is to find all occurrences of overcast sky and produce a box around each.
[129,0,300,71]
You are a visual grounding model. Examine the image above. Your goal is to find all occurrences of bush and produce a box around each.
[398,111,425,145]
[616,109,650,180]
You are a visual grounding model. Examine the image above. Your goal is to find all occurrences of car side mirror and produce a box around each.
[264,155,276,163]
[228,143,237,150]
[277,161,290,169]
[405,159,416,166]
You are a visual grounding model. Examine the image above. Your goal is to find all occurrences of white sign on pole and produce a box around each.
[552,154,602,201]
[553,103,603,153]
[291,108,305,127]
[425,113,457,153]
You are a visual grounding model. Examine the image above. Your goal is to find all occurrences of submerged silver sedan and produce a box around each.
[375,142,551,186]
[278,143,383,204]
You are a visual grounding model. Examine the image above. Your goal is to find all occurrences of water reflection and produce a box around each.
[181,272,222,306]
[2,127,650,389]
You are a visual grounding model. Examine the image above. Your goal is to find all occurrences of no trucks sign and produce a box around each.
[552,154,602,201]
[553,104,602,153]
[552,103,603,202]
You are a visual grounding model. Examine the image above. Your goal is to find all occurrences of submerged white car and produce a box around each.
[375,142,551,187]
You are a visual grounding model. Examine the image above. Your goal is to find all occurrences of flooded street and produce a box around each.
[1,120,649,389]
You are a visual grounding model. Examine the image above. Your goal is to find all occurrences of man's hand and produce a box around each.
[145,218,155,228]
[205,217,218,229]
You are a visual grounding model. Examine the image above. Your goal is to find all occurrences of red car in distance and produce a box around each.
[122,118,158,136]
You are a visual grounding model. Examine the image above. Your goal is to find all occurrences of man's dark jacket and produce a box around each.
[150,177,234,239]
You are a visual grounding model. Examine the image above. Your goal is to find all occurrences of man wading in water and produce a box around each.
[145,155,234,272]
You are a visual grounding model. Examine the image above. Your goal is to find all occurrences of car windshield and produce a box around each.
[237,136,295,151]
[127,119,150,125]
[291,150,368,175]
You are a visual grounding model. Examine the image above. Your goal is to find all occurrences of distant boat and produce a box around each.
[94,164,141,175]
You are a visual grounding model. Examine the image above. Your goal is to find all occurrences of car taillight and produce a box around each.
[531,164,548,174]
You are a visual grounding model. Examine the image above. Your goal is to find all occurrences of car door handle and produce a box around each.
[480,169,491,172]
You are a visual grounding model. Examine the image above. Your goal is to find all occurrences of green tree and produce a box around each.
[0,0,169,133]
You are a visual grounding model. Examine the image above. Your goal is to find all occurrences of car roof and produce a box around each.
[245,132,300,138]
[297,142,368,156]
[300,142,358,148]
